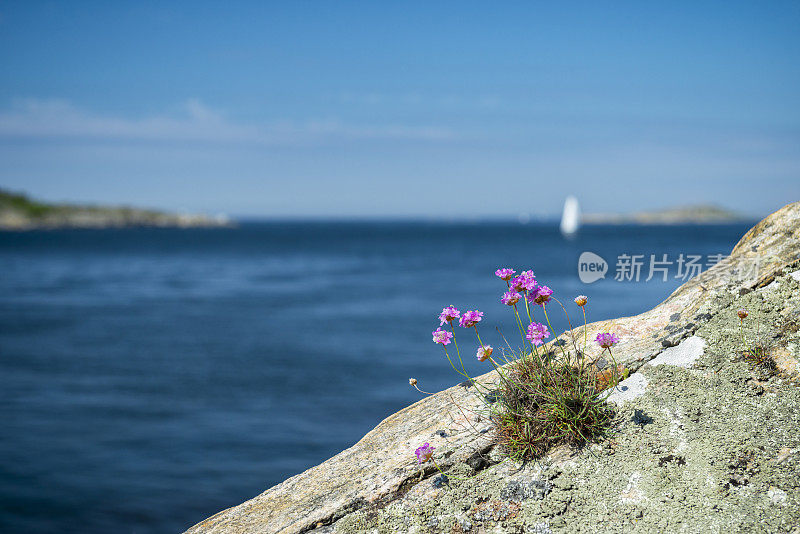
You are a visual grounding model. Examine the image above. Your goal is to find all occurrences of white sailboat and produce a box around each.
[560,195,581,238]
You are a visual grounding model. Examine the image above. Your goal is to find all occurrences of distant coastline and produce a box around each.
[582,204,751,225]
[0,190,234,230]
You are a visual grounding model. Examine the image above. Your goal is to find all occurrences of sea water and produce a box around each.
[0,221,752,533]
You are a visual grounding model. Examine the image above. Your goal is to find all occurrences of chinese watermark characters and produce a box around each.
[578,252,760,284]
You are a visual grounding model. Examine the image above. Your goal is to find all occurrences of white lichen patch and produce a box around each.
[772,447,798,465]
[663,406,688,453]
[650,335,707,368]
[607,372,649,404]
[767,486,788,506]
[527,522,552,534]
[620,471,646,504]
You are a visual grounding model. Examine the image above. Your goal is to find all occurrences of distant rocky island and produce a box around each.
[0,190,233,230]
[583,204,750,225]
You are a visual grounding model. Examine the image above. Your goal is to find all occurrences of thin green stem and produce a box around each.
[429,457,479,482]
[739,319,748,353]
[474,326,485,348]
[442,345,470,380]
[450,323,469,378]
[582,307,588,355]
[542,304,570,362]
[523,292,533,324]
[488,356,512,384]
[551,297,579,366]
[512,303,526,340]
[605,346,621,391]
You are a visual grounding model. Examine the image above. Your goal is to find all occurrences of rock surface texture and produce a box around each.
[186,202,800,534]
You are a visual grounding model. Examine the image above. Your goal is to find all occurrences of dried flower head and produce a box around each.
[526,322,550,346]
[574,295,588,307]
[595,332,620,349]
[415,442,435,463]
[432,327,453,345]
[737,308,749,320]
[477,345,493,362]
[409,378,417,386]
[438,306,461,326]
[495,268,516,281]
[501,291,521,306]
[459,310,484,328]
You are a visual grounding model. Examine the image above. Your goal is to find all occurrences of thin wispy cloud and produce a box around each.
[0,98,458,145]
[337,92,502,110]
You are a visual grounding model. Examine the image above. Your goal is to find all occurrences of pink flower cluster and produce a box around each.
[436,306,483,329]
[438,306,460,325]
[432,327,453,345]
[426,269,621,387]
[528,285,553,306]
[510,270,537,292]
[526,322,550,346]
[432,306,485,346]
[415,442,435,463]
[595,332,620,348]
[459,310,484,328]
[495,268,516,281]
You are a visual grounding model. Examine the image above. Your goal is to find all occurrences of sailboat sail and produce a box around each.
[560,196,581,237]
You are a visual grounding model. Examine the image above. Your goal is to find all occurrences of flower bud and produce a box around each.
[574,295,588,306]
[737,308,748,320]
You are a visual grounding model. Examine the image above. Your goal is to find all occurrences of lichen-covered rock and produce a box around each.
[186,202,800,534]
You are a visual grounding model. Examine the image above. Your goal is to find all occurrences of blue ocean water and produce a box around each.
[0,221,752,533]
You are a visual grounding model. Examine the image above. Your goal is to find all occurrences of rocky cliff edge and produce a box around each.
[187,202,800,534]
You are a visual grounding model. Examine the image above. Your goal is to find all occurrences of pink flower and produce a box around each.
[476,345,493,362]
[438,306,461,326]
[495,268,516,281]
[510,270,537,292]
[459,310,484,328]
[415,442,435,463]
[595,332,620,349]
[528,285,553,306]
[501,291,521,305]
[432,327,453,345]
[526,322,550,346]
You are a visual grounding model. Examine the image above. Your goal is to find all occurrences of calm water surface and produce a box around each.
[0,221,752,533]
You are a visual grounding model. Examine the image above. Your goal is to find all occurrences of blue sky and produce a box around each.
[0,1,798,218]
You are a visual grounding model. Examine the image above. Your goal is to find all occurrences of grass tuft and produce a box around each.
[492,351,617,461]
[423,272,624,469]
[741,343,778,375]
